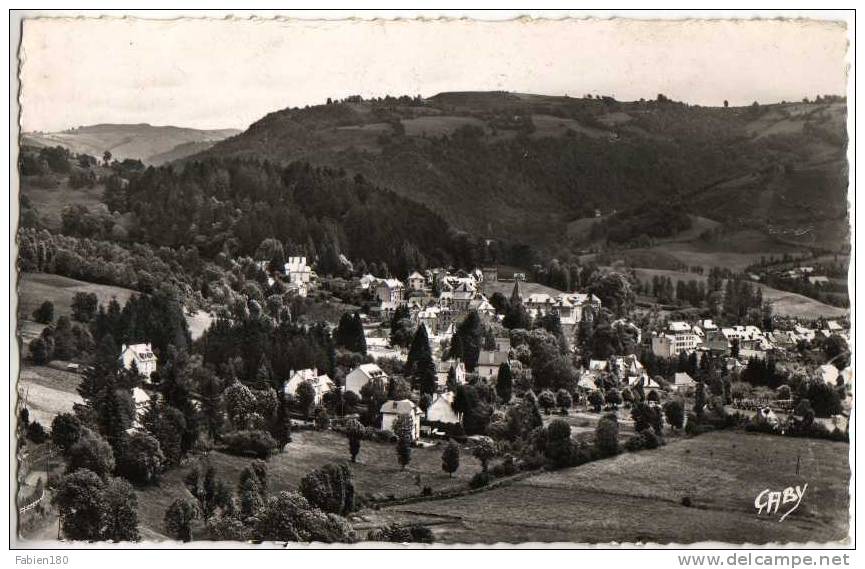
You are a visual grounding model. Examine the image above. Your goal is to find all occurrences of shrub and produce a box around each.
[469,471,494,489]
[299,463,355,515]
[222,430,277,459]
[26,421,48,444]
[594,413,620,458]
[624,433,646,452]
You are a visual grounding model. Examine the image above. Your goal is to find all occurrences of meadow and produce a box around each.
[371,431,850,544]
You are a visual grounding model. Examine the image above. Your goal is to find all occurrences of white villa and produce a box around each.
[345,363,389,395]
[380,399,422,440]
[119,343,158,380]
[426,392,461,424]
[283,368,335,404]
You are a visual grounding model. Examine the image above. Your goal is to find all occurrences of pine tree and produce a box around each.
[406,323,432,377]
[496,362,513,403]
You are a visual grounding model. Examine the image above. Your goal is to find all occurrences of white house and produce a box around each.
[284,257,312,284]
[435,360,466,388]
[651,333,677,358]
[119,343,158,380]
[673,372,697,391]
[283,368,335,405]
[407,271,426,292]
[668,321,699,353]
[375,278,405,309]
[345,363,389,395]
[426,392,461,424]
[380,399,422,440]
[476,350,509,379]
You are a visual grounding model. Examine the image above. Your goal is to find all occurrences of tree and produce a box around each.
[594,413,620,457]
[441,441,460,477]
[587,272,635,317]
[29,337,49,364]
[545,419,574,468]
[299,463,355,515]
[538,389,556,415]
[556,389,573,414]
[416,358,438,396]
[53,469,106,541]
[32,300,54,324]
[67,428,116,480]
[295,380,316,418]
[71,292,98,322]
[223,380,257,429]
[450,311,483,371]
[663,399,685,430]
[27,421,48,444]
[503,299,532,330]
[587,390,605,412]
[103,150,112,166]
[471,437,495,472]
[344,418,364,462]
[394,415,413,469]
[252,491,355,543]
[694,381,706,418]
[116,431,165,485]
[51,412,82,451]
[605,388,622,409]
[405,323,432,376]
[102,477,140,542]
[164,498,200,542]
[496,362,513,403]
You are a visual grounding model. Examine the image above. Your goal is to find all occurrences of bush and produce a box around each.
[624,433,646,452]
[469,471,495,489]
[490,454,518,477]
[26,421,48,444]
[298,463,355,515]
[222,430,277,459]
[642,429,660,449]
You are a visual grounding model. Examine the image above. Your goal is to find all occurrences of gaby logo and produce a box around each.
[754,484,808,522]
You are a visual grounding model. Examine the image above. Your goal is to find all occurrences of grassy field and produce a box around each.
[369,431,850,544]
[17,272,138,323]
[21,179,106,232]
[631,268,848,319]
[134,430,484,540]
[17,365,83,427]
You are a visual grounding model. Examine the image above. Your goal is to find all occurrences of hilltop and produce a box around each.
[22,123,241,165]
[191,92,848,254]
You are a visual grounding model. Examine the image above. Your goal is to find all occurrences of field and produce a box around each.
[21,179,106,232]
[631,268,848,319]
[17,365,83,427]
[369,431,850,544]
[16,272,138,323]
[134,430,484,540]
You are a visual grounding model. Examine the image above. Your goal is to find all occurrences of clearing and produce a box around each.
[134,429,484,539]
[17,365,83,427]
[368,431,850,544]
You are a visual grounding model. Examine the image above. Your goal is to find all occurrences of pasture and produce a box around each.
[134,429,484,540]
[17,365,83,427]
[21,178,106,232]
[372,431,850,544]
[17,272,137,323]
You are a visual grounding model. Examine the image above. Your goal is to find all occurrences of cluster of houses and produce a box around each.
[651,319,849,362]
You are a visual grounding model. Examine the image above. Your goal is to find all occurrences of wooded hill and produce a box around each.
[190,92,848,254]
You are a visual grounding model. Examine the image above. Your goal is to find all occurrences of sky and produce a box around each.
[19,16,849,132]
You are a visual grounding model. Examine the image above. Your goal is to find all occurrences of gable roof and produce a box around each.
[380,399,419,415]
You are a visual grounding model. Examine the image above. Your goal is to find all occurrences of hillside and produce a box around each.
[22,123,241,165]
[191,92,848,253]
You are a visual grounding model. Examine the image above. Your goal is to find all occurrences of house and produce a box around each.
[493,336,511,353]
[481,267,498,283]
[820,364,840,386]
[451,281,477,312]
[283,368,335,405]
[476,350,509,379]
[407,271,426,292]
[132,387,150,428]
[345,363,389,395]
[668,321,699,353]
[628,374,662,389]
[609,354,645,381]
[673,372,696,391]
[426,392,461,424]
[435,360,466,388]
[359,273,377,290]
[119,343,158,380]
[380,399,422,440]
[705,329,732,355]
[588,359,608,372]
[651,333,677,358]
[284,257,312,284]
[374,278,405,309]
